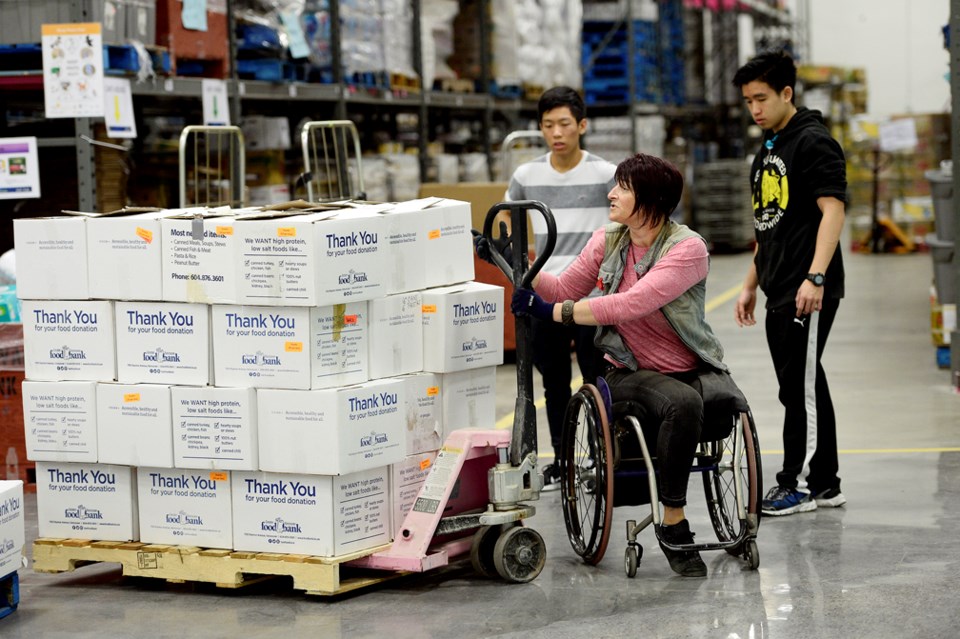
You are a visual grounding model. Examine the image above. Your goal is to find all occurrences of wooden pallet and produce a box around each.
[32,538,401,597]
[434,77,475,93]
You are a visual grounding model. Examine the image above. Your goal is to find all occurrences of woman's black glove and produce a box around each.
[472,222,513,264]
[511,288,553,321]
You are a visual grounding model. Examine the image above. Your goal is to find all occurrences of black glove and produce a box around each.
[511,288,554,321]
[472,222,513,264]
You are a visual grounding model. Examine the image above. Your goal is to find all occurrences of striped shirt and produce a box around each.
[506,151,617,278]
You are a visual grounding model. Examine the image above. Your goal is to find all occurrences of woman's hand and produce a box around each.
[511,288,554,321]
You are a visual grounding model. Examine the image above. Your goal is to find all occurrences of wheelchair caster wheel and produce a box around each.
[744,539,760,570]
[624,544,641,578]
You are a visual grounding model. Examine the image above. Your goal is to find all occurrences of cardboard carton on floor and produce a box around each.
[171,386,258,471]
[21,300,116,382]
[137,467,233,548]
[231,466,390,557]
[35,462,139,541]
[22,381,98,463]
[0,480,25,575]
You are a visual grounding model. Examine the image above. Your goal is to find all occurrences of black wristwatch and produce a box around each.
[806,272,825,287]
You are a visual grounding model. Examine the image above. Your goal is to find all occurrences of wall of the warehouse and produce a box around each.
[799,0,951,116]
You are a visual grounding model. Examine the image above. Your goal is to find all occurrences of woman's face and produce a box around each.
[607,180,637,225]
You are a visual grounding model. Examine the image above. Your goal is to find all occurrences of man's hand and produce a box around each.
[511,288,554,321]
[735,287,757,327]
[795,280,823,317]
[472,222,513,264]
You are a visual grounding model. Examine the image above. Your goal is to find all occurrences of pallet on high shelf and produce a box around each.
[0,43,171,77]
[389,73,421,93]
[522,83,544,101]
[32,538,404,597]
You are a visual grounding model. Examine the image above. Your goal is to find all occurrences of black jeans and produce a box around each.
[531,317,607,460]
[765,298,841,494]
[603,367,703,508]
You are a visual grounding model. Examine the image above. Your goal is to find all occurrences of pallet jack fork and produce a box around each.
[351,201,557,583]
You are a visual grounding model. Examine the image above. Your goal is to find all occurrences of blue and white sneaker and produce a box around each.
[814,487,847,508]
[762,486,817,516]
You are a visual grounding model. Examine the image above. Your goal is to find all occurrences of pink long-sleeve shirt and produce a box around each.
[535,227,710,373]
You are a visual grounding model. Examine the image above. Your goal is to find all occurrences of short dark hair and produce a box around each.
[614,153,683,227]
[732,49,797,95]
[538,86,586,122]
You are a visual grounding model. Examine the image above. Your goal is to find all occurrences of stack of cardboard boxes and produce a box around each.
[13,197,504,558]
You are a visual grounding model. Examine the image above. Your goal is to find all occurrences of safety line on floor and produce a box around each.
[494,283,745,431]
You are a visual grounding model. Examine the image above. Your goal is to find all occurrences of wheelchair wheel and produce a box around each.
[560,384,615,566]
[702,410,762,551]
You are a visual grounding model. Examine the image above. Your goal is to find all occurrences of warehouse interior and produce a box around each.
[0,0,959,637]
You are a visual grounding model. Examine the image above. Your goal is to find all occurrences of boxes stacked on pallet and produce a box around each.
[14,197,501,559]
[582,19,660,105]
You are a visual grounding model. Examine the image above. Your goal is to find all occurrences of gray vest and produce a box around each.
[594,221,728,373]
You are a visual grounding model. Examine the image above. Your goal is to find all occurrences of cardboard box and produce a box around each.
[390,452,436,535]
[115,302,211,385]
[96,383,174,468]
[160,211,240,304]
[86,211,169,301]
[257,378,406,475]
[22,381,98,463]
[231,467,390,557]
[241,116,291,151]
[137,467,233,548]
[35,462,138,541]
[380,198,475,294]
[421,281,504,372]
[13,216,89,300]
[171,386,258,471]
[310,302,369,390]
[210,305,311,389]
[440,366,497,430]
[368,293,422,380]
[233,206,391,306]
[0,480,24,576]
[22,300,116,382]
[395,372,442,455]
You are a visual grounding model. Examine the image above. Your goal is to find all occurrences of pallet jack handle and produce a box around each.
[482,200,556,467]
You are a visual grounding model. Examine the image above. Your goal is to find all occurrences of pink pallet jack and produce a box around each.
[351,201,557,583]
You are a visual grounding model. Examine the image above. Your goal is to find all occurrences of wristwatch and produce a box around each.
[806,272,825,287]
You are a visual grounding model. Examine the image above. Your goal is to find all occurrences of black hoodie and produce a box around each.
[749,107,847,310]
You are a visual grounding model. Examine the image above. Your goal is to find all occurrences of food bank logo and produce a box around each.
[144,348,181,363]
[64,504,103,520]
[461,337,488,352]
[359,431,389,447]
[261,517,302,533]
[241,351,281,366]
[49,345,86,360]
[338,269,369,285]
[165,511,203,526]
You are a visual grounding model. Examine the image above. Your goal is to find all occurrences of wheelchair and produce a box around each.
[559,372,762,577]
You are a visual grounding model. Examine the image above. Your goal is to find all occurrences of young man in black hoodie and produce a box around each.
[732,50,848,516]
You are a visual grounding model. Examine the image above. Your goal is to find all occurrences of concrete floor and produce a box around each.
[4,247,960,639]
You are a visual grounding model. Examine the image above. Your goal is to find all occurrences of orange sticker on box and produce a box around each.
[210,472,228,482]
[344,315,358,325]
[136,227,153,243]
[422,304,437,314]
[427,229,441,240]
[277,227,296,238]
[123,393,141,403]
[215,226,234,236]
[419,459,432,471]
[285,341,303,352]
[426,386,439,396]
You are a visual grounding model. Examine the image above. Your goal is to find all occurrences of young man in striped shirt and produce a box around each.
[505,86,617,490]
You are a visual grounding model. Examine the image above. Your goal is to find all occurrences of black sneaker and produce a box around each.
[813,487,847,508]
[541,463,561,492]
[658,520,707,578]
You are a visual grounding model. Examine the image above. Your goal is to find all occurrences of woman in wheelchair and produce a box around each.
[511,153,754,578]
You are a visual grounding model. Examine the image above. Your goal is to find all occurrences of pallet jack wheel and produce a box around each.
[470,525,503,578]
[493,526,546,583]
